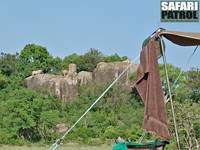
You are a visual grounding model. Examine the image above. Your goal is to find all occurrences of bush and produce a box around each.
[0,74,8,89]
[0,88,62,144]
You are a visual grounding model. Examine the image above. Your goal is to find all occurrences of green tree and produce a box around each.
[159,64,183,86]
[104,53,127,62]
[18,44,53,77]
[0,52,18,76]
[63,49,104,72]
[0,88,62,144]
[82,48,104,71]
[49,57,63,74]
[63,53,83,72]
[63,49,128,72]
[186,68,200,103]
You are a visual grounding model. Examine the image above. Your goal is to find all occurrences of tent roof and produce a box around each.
[159,30,200,46]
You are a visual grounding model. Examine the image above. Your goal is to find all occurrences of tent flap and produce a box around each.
[159,30,200,46]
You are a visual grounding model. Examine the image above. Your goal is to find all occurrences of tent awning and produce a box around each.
[159,30,200,46]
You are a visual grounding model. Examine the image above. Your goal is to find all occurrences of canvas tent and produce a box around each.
[159,30,200,46]
[112,29,200,150]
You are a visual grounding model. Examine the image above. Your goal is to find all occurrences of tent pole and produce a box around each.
[159,36,181,150]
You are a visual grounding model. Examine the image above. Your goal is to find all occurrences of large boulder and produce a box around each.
[93,60,137,86]
[25,73,78,102]
[77,71,93,85]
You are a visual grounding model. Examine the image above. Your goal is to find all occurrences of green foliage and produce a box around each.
[62,82,144,144]
[129,72,136,81]
[63,49,104,72]
[104,53,127,63]
[81,49,104,72]
[17,44,63,77]
[63,49,127,72]
[63,53,84,72]
[166,101,200,149]
[0,45,134,145]
[18,44,52,76]
[159,64,183,86]
[20,44,51,69]
[0,52,18,76]
[193,122,200,139]
[49,57,63,74]
[0,74,8,89]
[0,88,62,144]
[39,110,61,141]
[186,68,200,103]
[0,44,199,148]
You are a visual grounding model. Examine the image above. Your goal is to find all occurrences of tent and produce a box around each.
[112,29,200,150]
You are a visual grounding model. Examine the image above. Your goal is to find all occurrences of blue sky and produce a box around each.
[0,0,199,70]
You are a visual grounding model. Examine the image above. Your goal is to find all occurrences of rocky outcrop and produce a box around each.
[77,71,93,85]
[25,73,78,102]
[93,60,137,86]
[25,61,137,102]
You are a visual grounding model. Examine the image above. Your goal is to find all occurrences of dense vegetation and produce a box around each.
[0,44,199,149]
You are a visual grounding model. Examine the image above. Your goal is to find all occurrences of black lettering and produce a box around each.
[168,11,174,19]
[162,11,168,19]
[179,11,185,19]
[161,10,199,21]
[186,11,193,19]
[173,11,178,19]
[193,11,198,19]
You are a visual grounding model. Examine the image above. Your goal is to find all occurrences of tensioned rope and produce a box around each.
[165,45,199,103]
[49,55,140,150]
[174,45,198,85]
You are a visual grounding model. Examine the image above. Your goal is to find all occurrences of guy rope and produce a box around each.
[49,55,140,150]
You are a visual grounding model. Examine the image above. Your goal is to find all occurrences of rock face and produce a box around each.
[25,61,137,102]
[77,71,93,85]
[93,60,137,86]
[25,73,78,102]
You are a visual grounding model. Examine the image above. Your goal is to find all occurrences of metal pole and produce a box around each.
[159,36,181,150]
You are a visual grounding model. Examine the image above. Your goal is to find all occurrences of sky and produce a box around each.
[0,0,199,70]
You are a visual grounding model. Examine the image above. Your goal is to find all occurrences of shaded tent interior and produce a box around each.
[159,30,200,46]
[112,29,200,150]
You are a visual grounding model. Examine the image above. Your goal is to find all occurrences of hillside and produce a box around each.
[0,44,199,149]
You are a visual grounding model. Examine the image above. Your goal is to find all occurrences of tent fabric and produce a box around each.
[112,140,167,150]
[135,38,170,141]
[112,143,128,150]
[159,30,200,46]
[142,36,165,59]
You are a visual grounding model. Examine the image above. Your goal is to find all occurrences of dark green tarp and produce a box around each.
[112,140,168,150]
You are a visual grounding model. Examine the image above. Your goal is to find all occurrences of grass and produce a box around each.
[0,144,112,150]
